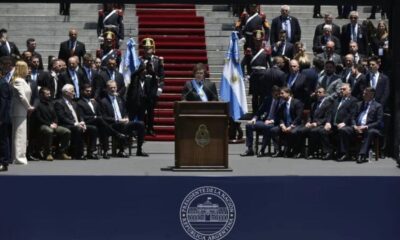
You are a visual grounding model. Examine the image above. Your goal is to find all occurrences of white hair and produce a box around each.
[281,5,290,11]
[323,24,332,31]
[62,84,74,94]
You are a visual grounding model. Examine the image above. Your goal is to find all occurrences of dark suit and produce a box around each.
[58,69,88,99]
[0,79,12,166]
[299,97,334,154]
[313,35,341,55]
[38,71,58,99]
[341,23,368,55]
[245,96,281,152]
[54,98,97,158]
[0,41,20,59]
[58,40,86,64]
[100,95,145,151]
[271,98,304,154]
[330,96,358,155]
[339,100,383,156]
[350,73,367,100]
[301,67,320,94]
[181,79,219,102]
[365,72,390,108]
[270,15,301,44]
[313,23,341,44]
[271,41,294,59]
[77,98,121,152]
[287,73,310,108]
[98,69,126,99]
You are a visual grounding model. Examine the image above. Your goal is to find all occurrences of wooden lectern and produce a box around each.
[173,101,231,171]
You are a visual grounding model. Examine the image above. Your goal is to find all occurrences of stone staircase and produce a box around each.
[0,3,137,69]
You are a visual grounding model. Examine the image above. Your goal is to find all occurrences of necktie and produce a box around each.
[66,100,79,124]
[112,96,122,121]
[371,73,377,89]
[334,98,346,124]
[71,71,79,98]
[285,102,292,126]
[352,25,357,41]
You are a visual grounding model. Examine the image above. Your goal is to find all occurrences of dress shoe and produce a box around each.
[44,154,54,161]
[117,151,129,158]
[357,155,368,164]
[322,153,333,160]
[240,149,254,157]
[57,153,72,160]
[87,154,100,160]
[0,164,8,172]
[27,154,40,161]
[136,151,149,157]
[293,152,303,159]
[271,151,283,158]
[102,153,110,159]
[337,154,350,162]
[257,151,267,158]
[313,13,323,18]
[74,155,87,160]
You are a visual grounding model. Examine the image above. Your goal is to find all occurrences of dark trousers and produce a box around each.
[338,5,357,18]
[298,125,330,155]
[87,117,121,152]
[338,126,353,155]
[0,123,12,165]
[358,128,382,155]
[145,99,156,131]
[271,125,303,154]
[111,121,145,151]
[314,5,321,15]
[229,117,243,140]
[67,125,97,157]
[245,121,274,151]
[59,3,70,15]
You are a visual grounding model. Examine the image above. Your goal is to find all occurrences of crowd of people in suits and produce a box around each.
[0,4,164,172]
[235,4,392,164]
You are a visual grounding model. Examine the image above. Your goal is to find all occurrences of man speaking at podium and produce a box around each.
[181,63,219,102]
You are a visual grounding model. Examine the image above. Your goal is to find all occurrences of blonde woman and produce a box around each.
[10,61,34,165]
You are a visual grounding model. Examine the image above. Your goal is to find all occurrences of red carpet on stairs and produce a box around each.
[136,4,208,141]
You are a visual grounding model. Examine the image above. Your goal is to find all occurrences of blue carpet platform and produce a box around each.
[0,142,399,240]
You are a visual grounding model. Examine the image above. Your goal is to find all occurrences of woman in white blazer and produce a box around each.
[10,61,34,164]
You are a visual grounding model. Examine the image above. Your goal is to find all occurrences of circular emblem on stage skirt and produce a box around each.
[195,124,210,148]
[180,186,236,240]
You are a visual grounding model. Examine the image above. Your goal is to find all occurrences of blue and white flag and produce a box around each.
[220,31,248,120]
[119,38,141,86]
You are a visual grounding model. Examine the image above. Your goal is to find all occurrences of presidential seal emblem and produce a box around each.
[180,186,236,240]
[195,124,210,148]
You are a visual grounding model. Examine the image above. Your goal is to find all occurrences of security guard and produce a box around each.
[96,31,122,68]
[97,3,124,48]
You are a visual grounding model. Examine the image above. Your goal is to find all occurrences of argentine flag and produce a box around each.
[220,31,248,120]
[119,38,141,86]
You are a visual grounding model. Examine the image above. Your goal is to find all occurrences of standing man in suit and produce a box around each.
[270,5,301,45]
[286,59,310,108]
[271,30,294,59]
[312,25,341,55]
[299,87,334,159]
[81,53,100,99]
[26,38,43,70]
[348,41,365,64]
[38,58,62,99]
[58,56,88,100]
[98,57,126,99]
[54,84,98,159]
[316,41,342,65]
[241,86,281,157]
[313,13,341,44]
[271,87,304,158]
[318,60,343,99]
[0,29,20,59]
[365,56,390,109]
[0,56,13,171]
[100,80,148,157]
[341,11,368,55]
[350,63,367,100]
[58,28,86,64]
[181,63,218,102]
[77,84,128,159]
[326,83,358,161]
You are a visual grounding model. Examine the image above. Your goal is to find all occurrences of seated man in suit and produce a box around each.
[317,60,343,99]
[32,87,71,161]
[241,86,281,157]
[324,83,358,161]
[339,87,383,163]
[77,84,128,159]
[316,40,342,66]
[181,63,218,102]
[299,87,334,159]
[54,84,98,159]
[100,80,148,157]
[270,87,304,158]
